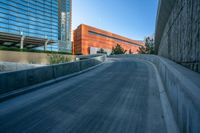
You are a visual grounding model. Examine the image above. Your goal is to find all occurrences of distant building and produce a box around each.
[0,0,72,53]
[73,24,144,55]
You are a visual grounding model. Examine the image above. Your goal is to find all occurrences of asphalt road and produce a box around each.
[0,57,167,133]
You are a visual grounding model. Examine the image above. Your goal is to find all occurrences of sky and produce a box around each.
[72,0,159,41]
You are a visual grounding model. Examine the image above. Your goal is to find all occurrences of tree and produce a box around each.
[137,37,155,54]
[137,46,147,54]
[97,48,107,54]
[111,44,127,55]
[129,49,133,54]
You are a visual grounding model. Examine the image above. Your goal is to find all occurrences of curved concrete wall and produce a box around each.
[137,55,200,133]
[0,55,106,95]
[155,0,200,73]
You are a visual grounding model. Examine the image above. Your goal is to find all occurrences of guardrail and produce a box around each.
[0,55,106,95]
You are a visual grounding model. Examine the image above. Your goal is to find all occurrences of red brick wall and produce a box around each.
[73,24,144,55]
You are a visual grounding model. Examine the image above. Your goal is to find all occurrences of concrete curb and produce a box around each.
[143,60,179,133]
[0,62,104,102]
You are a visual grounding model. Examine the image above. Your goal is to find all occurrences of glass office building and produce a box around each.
[0,0,72,52]
[58,0,72,52]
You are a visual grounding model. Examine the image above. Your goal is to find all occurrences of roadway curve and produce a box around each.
[0,57,167,133]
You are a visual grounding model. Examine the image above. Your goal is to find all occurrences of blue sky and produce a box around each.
[72,0,158,40]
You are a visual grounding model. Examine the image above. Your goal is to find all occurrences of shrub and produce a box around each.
[111,44,127,55]
[47,53,73,64]
[129,49,133,54]
[97,48,107,54]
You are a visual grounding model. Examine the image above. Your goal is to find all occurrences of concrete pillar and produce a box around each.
[44,39,49,51]
[20,36,25,49]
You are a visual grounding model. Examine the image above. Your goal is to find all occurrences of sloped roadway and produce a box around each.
[0,57,167,133]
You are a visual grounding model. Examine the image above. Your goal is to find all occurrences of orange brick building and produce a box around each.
[73,24,144,55]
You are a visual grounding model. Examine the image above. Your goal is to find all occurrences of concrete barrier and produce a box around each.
[80,56,105,70]
[53,61,80,79]
[134,55,200,133]
[110,54,200,132]
[0,55,106,95]
[76,54,104,60]
[0,61,45,72]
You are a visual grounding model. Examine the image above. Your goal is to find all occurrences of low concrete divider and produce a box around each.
[0,61,45,72]
[134,55,200,133]
[76,54,103,60]
[0,55,106,95]
[53,61,80,79]
[80,56,104,70]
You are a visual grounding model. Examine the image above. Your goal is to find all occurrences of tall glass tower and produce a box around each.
[58,0,72,53]
[0,0,72,52]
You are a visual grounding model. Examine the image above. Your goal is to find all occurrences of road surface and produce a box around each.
[0,57,167,133]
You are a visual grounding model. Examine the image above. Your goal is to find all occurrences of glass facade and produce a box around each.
[58,0,72,52]
[0,0,72,52]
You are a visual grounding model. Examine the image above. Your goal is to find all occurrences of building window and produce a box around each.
[88,31,142,47]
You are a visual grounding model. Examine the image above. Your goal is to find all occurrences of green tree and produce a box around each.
[97,48,107,54]
[138,37,155,54]
[129,49,133,54]
[111,44,127,55]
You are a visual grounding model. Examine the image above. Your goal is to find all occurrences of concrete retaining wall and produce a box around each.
[0,62,45,72]
[0,55,106,95]
[155,0,200,73]
[137,55,200,133]
[0,50,75,65]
